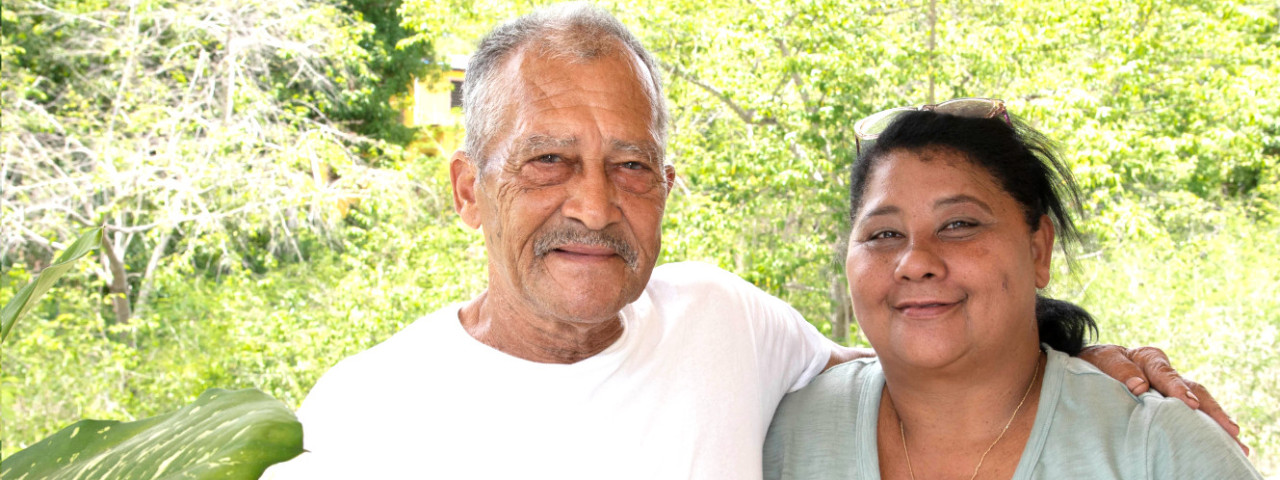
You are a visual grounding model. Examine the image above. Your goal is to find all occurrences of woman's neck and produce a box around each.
[877,345,1046,480]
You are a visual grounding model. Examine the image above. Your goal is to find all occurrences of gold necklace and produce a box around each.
[893,354,1042,480]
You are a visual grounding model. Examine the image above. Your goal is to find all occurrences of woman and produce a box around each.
[763,99,1260,479]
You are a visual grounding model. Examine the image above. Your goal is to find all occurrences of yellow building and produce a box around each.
[398,55,468,158]
[403,55,467,128]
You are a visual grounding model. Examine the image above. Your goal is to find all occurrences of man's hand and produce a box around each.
[1079,344,1248,455]
[825,345,874,371]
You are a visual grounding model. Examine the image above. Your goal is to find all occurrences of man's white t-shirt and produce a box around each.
[266,262,832,479]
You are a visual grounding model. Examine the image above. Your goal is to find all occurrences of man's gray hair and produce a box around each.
[461,2,668,168]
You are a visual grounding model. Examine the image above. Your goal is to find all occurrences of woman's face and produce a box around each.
[846,147,1054,371]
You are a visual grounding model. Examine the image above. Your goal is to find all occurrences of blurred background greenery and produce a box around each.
[3,0,1278,475]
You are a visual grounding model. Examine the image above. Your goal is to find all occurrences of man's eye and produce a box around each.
[620,161,648,170]
[534,154,561,164]
[943,220,978,230]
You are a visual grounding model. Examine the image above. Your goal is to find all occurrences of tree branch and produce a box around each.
[99,233,133,334]
[772,37,813,111]
[132,227,173,319]
[660,61,777,126]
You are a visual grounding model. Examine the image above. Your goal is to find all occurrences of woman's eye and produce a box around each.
[938,220,983,239]
[868,230,901,241]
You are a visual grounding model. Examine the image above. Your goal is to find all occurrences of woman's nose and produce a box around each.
[894,239,946,281]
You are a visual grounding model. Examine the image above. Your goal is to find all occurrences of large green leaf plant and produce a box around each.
[0,228,303,480]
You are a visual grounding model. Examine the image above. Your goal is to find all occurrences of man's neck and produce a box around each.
[458,291,626,364]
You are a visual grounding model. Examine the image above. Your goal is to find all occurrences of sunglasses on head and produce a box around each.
[853,98,1010,155]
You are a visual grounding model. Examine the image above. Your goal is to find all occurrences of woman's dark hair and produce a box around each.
[1035,296,1096,355]
[849,110,1097,354]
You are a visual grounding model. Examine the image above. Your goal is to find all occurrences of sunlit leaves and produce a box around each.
[0,227,101,343]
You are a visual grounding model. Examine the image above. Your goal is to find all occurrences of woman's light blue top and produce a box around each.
[764,347,1261,479]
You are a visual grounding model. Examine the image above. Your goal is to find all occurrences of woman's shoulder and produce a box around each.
[795,358,880,398]
[773,358,880,422]
[1034,351,1260,478]
[1130,390,1261,478]
[765,359,880,479]
[1049,351,1167,432]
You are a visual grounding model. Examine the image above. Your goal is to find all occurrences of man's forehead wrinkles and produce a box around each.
[521,134,578,150]
[610,138,650,153]
[514,133,656,155]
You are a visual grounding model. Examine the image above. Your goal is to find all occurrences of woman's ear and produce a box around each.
[1032,215,1055,289]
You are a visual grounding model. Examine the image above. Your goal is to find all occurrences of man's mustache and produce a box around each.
[533,226,639,269]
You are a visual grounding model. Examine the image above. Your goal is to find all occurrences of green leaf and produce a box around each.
[0,388,303,480]
[0,227,103,343]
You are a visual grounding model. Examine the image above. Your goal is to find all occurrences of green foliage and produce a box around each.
[395,0,1280,471]
[0,228,303,479]
[327,0,441,150]
[4,0,1280,476]
[0,388,302,480]
[1,227,100,342]
[1,156,484,457]
[1,0,430,322]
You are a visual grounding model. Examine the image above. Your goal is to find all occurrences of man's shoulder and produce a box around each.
[298,304,465,409]
[641,261,797,322]
[648,261,760,296]
[651,260,738,282]
[341,304,464,366]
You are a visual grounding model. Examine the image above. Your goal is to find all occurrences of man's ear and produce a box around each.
[450,151,482,229]
[1032,214,1055,289]
[663,164,676,198]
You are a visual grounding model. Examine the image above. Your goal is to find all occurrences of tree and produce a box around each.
[397,0,1279,344]
[1,0,421,331]
[5,0,1279,471]
[330,0,440,151]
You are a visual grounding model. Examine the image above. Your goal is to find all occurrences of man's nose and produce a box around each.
[562,165,621,230]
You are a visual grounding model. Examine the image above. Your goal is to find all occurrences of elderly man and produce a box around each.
[267,3,1234,479]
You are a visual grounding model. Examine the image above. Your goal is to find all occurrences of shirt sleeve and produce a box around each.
[705,263,834,394]
[260,355,375,479]
[258,375,342,478]
[1142,395,1262,479]
[767,305,835,394]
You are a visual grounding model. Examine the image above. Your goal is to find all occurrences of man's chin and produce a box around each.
[524,256,653,319]
[547,289,632,317]
[527,285,642,324]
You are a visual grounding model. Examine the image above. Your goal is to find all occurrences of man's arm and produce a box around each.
[824,343,1245,452]
[824,345,873,371]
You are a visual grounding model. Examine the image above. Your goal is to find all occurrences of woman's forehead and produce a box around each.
[860,149,1013,213]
